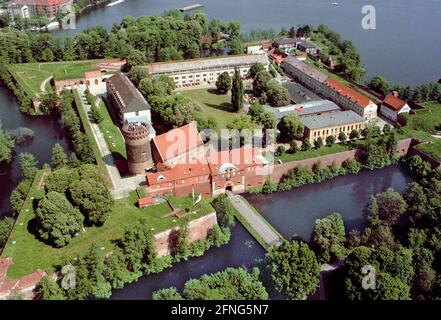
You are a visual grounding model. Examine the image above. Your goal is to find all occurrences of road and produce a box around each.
[226,191,283,249]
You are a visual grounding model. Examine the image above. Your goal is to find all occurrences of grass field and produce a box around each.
[401,101,441,160]
[97,100,127,160]
[179,88,242,129]
[278,143,352,163]
[8,61,97,98]
[1,173,214,279]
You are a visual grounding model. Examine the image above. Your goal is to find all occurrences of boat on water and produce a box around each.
[179,3,204,12]
[332,2,339,5]
[107,0,125,7]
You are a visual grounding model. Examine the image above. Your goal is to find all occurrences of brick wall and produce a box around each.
[154,212,217,257]
[268,138,413,183]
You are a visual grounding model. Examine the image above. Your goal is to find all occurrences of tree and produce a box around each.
[326,135,336,146]
[253,71,272,96]
[44,167,80,194]
[50,143,68,170]
[343,158,361,174]
[314,137,324,149]
[408,155,431,179]
[0,217,14,249]
[349,129,360,141]
[69,178,113,226]
[373,188,407,226]
[19,152,38,180]
[311,213,346,263]
[215,71,231,94]
[249,62,265,79]
[127,66,150,87]
[181,267,268,300]
[277,114,304,142]
[211,194,235,228]
[36,191,84,247]
[290,141,299,153]
[266,82,290,107]
[231,67,244,112]
[126,49,145,68]
[0,121,14,163]
[338,131,347,143]
[35,277,65,300]
[301,139,311,151]
[259,111,277,130]
[366,76,390,96]
[383,124,391,135]
[90,104,103,124]
[152,287,183,300]
[103,249,134,289]
[247,102,265,123]
[267,240,320,299]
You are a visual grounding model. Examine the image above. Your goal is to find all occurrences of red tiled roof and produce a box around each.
[18,270,47,290]
[0,280,19,297]
[0,257,13,283]
[152,122,203,163]
[382,92,408,112]
[146,147,264,186]
[146,162,211,185]
[325,78,373,108]
[15,0,68,5]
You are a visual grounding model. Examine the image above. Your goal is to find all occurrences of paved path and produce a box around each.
[226,191,284,249]
[76,86,145,199]
[40,75,52,93]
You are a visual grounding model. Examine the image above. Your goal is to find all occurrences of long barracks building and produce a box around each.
[281,56,378,120]
[144,54,269,88]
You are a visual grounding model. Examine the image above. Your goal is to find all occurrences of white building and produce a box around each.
[145,54,269,88]
[7,3,32,19]
[247,44,265,55]
[380,92,411,122]
[106,73,155,139]
[281,56,378,120]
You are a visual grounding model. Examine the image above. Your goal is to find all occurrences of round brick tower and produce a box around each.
[122,122,153,175]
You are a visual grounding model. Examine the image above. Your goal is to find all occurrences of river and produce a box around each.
[53,0,441,85]
[0,86,72,218]
[245,164,413,241]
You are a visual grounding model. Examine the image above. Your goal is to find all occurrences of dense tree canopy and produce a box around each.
[36,191,84,247]
[277,114,304,142]
[0,121,14,163]
[267,240,320,299]
[215,71,232,94]
[311,213,346,263]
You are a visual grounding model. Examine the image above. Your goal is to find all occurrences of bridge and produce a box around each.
[226,191,284,251]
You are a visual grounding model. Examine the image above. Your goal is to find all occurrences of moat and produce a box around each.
[111,164,413,299]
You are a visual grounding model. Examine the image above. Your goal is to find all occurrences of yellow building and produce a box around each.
[302,110,365,144]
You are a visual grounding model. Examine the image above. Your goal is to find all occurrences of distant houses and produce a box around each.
[380,92,411,122]
[281,56,378,120]
[7,0,72,20]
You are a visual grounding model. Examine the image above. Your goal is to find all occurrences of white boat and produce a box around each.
[107,0,125,7]
[332,2,339,5]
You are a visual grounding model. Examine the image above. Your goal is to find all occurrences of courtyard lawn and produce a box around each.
[8,61,97,98]
[278,143,352,163]
[97,100,127,160]
[2,177,214,279]
[401,101,441,160]
[179,88,242,130]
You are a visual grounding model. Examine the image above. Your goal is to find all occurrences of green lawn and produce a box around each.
[401,101,441,160]
[97,100,127,160]
[278,143,352,163]
[8,61,97,98]
[1,174,214,279]
[179,88,242,129]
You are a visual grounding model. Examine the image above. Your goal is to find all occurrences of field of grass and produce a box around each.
[8,61,97,98]
[2,177,214,279]
[97,100,127,160]
[401,101,441,160]
[179,88,242,129]
[278,143,352,163]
